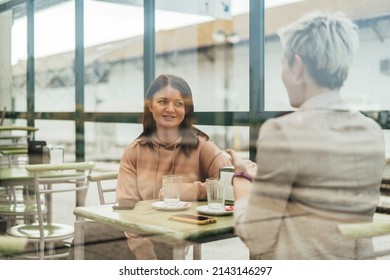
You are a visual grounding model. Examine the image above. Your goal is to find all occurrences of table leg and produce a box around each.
[74,219,85,260]
[172,243,187,260]
[46,184,52,223]
[193,244,202,260]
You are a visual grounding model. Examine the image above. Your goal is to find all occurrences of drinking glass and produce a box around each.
[206,178,225,210]
[162,175,182,207]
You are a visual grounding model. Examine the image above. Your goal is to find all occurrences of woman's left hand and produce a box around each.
[226,148,257,177]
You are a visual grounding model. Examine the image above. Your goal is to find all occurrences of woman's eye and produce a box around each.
[175,101,184,107]
[157,100,167,104]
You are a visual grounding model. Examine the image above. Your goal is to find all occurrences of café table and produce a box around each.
[0,148,28,167]
[0,166,90,223]
[0,125,38,134]
[73,200,235,260]
[0,135,29,142]
[0,126,38,146]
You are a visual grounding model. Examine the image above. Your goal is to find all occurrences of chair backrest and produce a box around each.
[25,161,96,252]
[87,171,118,205]
[338,221,390,259]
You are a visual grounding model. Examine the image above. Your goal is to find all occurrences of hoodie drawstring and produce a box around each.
[152,141,179,199]
[153,144,160,198]
[170,144,177,175]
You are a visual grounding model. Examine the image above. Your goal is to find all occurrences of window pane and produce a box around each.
[85,122,143,162]
[84,0,144,113]
[196,124,250,155]
[1,2,27,113]
[34,0,75,112]
[34,119,76,162]
[155,0,249,112]
[264,0,390,111]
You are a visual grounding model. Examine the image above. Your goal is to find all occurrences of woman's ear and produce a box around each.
[292,54,304,84]
[147,100,153,112]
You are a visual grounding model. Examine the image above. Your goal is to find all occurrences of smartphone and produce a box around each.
[169,214,217,225]
[112,199,139,210]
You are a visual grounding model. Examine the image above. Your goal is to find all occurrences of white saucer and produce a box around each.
[196,205,234,216]
[152,201,191,211]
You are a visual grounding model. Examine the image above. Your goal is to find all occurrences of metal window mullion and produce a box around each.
[249,0,265,161]
[26,0,34,128]
[75,0,85,162]
[144,0,155,97]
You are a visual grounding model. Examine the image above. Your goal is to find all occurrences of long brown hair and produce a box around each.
[138,74,208,156]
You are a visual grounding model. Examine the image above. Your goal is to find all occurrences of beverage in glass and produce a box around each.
[206,178,225,210]
[162,175,182,207]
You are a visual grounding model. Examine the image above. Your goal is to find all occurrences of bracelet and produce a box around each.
[231,171,253,184]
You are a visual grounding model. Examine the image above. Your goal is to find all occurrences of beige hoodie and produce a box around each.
[116,134,231,259]
[116,134,231,202]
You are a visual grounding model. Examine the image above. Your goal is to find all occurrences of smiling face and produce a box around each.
[148,85,186,132]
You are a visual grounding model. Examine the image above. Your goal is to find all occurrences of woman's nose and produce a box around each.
[165,102,175,111]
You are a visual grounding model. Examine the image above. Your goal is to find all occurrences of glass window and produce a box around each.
[154,0,250,152]
[155,0,249,113]
[264,0,390,111]
[1,2,27,113]
[196,124,250,156]
[34,119,76,162]
[84,0,144,113]
[34,0,75,112]
[85,122,143,162]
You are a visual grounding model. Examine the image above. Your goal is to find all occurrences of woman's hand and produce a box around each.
[226,148,257,177]
[226,148,256,200]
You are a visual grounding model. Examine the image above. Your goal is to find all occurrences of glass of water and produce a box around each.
[206,178,225,210]
[162,175,182,207]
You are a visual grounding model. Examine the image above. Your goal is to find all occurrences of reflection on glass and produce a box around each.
[156,0,250,112]
[84,0,144,113]
[196,125,249,156]
[6,3,27,112]
[34,119,76,162]
[84,122,248,162]
[85,122,143,162]
[33,1,75,112]
[265,0,390,111]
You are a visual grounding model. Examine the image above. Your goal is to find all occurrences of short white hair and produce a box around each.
[278,11,359,89]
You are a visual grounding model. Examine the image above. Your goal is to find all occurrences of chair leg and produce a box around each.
[47,242,55,257]
[193,244,202,260]
[39,240,45,260]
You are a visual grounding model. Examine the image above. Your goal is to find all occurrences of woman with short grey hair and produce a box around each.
[227,12,385,259]
[279,11,360,91]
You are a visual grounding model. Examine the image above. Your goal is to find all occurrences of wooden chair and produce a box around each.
[87,171,118,205]
[6,161,95,259]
